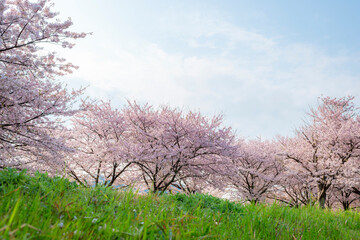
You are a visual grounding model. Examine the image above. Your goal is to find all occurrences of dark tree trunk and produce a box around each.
[317,182,330,209]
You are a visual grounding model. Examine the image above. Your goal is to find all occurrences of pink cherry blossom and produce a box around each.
[279,96,360,208]
[0,0,87,171]
[224,138,284,204]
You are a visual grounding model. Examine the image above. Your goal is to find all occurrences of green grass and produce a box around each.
[0,168,359,239]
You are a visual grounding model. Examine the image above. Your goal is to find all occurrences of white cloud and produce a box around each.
[59,9,360,139]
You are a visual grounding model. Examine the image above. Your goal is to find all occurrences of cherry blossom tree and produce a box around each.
[225,138,284,204]
[123,101,237,193]
[271,148,317,207]
[65,101,136,187]
[331,184,360,210]
[280,96,360,208]
[0,0,87,170]
[63,101,236,191]
[170,170,213,194]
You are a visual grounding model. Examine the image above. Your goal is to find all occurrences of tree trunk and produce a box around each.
[318,191,326,208]
[317,182,329,209]
[342,201,350,211]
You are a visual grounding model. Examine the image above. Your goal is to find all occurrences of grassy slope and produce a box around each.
[0,169,359,239]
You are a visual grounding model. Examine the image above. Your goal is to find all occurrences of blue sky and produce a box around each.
[53,0,360,139]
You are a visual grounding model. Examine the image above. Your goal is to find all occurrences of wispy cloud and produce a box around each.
[59,7,360,139]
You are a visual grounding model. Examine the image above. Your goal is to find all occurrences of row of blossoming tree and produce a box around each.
[62,97,360,210]
[1,0,359,210]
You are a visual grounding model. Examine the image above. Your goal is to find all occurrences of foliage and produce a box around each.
[0,0,87,172]
[0,168,77,195]
[65,101,134,187]
[279,96,360,209]
[1,168,360,239]
[165,192,244,214]
[65,100,237,192]
[1,0,359,213]
[225,138,284,204]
